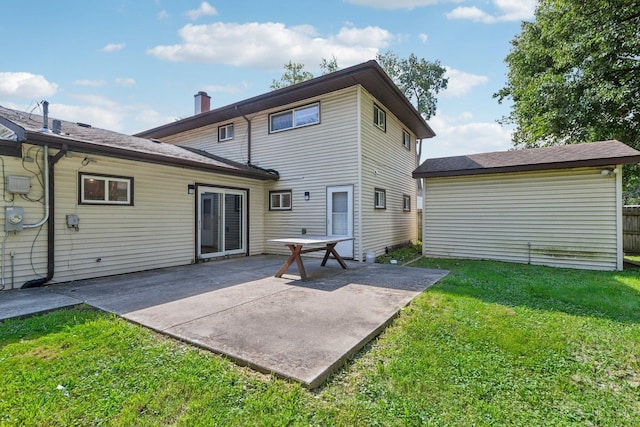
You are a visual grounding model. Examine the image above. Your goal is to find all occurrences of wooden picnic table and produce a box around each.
[268,236,354,280]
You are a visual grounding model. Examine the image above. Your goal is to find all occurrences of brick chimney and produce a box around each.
[194,91,211,115]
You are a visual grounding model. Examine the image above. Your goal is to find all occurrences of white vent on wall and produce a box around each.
[0,124,17,141]
[6,175,31,194]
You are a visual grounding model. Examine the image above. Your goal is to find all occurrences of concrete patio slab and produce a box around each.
[0,255,448,388]
[0,287,81,320]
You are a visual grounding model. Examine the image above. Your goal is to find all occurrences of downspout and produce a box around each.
[22,144,67,288]
[235,105,252,165]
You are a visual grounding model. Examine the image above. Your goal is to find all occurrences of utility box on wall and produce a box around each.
[6,175,31,194]
[5,206,24,232]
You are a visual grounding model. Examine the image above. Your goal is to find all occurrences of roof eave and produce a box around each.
[25,131,278,181]
[136,60,434,140]
[0,115,26,141]
[413,156,640,178]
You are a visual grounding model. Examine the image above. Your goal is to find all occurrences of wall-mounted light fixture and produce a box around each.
[600,168,617,177]
[81,157,97,166]
[304,191,310,201]
[188,184,196,194]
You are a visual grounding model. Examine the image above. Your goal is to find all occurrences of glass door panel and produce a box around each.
[198,187,246,259]
[224,194,242,251]
[327,185,353,258]
[332,192,348,235]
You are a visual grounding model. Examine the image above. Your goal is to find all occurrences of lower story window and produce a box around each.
[403,194,411,211]
[270,190,292,210]
[374,188,386,209]
[80,173,133,205]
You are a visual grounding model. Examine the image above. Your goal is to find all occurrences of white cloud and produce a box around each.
[345,0,445,10]
[446,0,536,23]
[68,93,120,109]
[157,10,169,19]
[0,72,58,98]
[101,43,125,52]
[447,7,492,22]
[185,1,218,20]
[50,103,125,131]
[148,22,393,69]
[203,81,251,94]
[134,108,175,129]
[442,67,488,97]
[45,97,172,133]
[74,79,107,87]
[115,78,136,87]
[494,0,537,21]
[425,112,514,159]
[419,33,429,44]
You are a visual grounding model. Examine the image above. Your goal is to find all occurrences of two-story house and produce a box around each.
[0,60,432,289]
[137,60,434,262]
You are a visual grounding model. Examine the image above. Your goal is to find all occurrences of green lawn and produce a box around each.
[1,259,639,426]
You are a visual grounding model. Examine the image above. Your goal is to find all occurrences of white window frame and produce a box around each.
[80,173,133,205]
[269,190,292,211]
[374,104,386,132]
[218,123,234,142]
[403,130,411,150]
[374,188,386,209]
[269,102,320,133]
[403,194,411,211]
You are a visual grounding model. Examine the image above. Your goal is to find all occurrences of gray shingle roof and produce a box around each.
[0,105,277,180]
[413,140,640,178]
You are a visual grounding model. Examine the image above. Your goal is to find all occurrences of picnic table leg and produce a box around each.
[275,244,307,280]
[321,243,348,269]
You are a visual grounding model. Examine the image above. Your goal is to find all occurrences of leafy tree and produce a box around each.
[319,55,339,75]
[495,0,640,199]
[376,51,447,122]
[376,51,448,163]
[270,57,341,90]
[270,61,315,90]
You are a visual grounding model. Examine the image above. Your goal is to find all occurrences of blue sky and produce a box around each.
[1,0,536,160]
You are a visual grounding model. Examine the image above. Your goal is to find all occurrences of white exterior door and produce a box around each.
[327,185,354,258]
[197,186,246,259]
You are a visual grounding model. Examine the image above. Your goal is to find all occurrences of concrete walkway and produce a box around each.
[0,255,448,388]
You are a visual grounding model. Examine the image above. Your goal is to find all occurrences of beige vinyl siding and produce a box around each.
[423,167,620,270]
[359,87,418,260]
[161,120,249,164]
[154,85,421,261]
[1,146,266,289]
[1,151,48,288]
[256,87,360,256]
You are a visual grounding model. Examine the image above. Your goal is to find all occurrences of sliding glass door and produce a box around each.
[197,186,246,259]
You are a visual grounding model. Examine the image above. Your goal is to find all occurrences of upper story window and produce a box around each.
[403,130,411,150]
[269,102,320,133]
[269,190,292,210]
[218,123,234,142]
[79,173,133,205]
[373,104,386,132]
[374,188,386,209]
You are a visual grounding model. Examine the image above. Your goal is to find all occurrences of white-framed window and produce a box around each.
[373,104,386,132]
[270,102,320,133]
[403,130,411,150]
[79,173,133,205]
[403,194,411,211]
[269,190,292,210]
[218,123,234,142]
[374,188,386,209]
